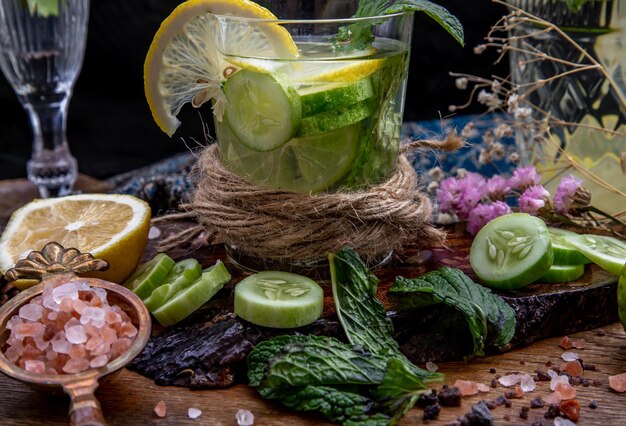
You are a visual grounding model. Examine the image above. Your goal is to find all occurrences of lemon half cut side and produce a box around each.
[0,194,151,286]
[144,0,299,137]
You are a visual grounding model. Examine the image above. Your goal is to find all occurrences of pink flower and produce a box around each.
[467,201,512,235]
[519,185,550,215]
[508,165,541,191]
[436,173,487,220]
[553,175,588,214]
[486,175,511,200]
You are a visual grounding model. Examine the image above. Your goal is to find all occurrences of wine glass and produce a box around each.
[0,0,90,198]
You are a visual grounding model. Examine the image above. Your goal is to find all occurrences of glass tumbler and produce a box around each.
[0,0,90,198]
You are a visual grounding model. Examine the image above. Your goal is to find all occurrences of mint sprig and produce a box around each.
[336,0,464,51]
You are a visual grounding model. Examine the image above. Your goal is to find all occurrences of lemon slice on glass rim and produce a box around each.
[0,194,151,288]
[144,0,299,136]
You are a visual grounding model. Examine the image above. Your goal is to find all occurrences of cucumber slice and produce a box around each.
[142,258,202,311]
[540,263,585,283]
[548,227,590,265]
[469,213,553,290]
[220,121,361,193]
[234,271,323,329]
[152,261,231,327]
[224,70,301,152]
[123,253,175,299]
[298,100,373,137]
[299,78,375,117]
[558,233,626,276]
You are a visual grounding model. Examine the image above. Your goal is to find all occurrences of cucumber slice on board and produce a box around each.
[540,263,585,283]
[224,70,301,152]
[298,100,373,137]
[548,227,590,265]
[152,261,231,327]
[299,78,375,117]
[234,271,323,329]
[469,213,553,290]
[558,233,626,276]
[123,253,175,299]
[142,258,202,311]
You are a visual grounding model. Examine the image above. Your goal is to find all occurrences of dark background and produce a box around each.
[0,0,508,180]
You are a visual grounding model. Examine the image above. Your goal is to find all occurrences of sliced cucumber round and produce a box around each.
[470,213,553,290]
[224,70,301,152]
[298,100,373,137]
[234,271,324,329]
[548,227,590,265]
[540,263,585,283]
[142,258,202,311]
[152,261,231,327]
[123,253,175,299]
[299,78,375,117]
[558,233,626,276]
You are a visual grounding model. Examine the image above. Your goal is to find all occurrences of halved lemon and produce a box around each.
[0,194,151,287]
[144,0,299,136]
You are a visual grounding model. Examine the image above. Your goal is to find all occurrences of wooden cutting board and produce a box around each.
[148,220,619,364]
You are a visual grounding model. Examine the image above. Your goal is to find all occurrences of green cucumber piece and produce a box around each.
[142,258,202,311]
[558,233,626,276]
[224,70,301,152]
[540,263,585,283]
[469,213,553,290]
[152,261,231,327]
[234,271,323,329]
[297,100,373,137]
[548,227,590,265]
[123,253,175,299]
[299,78,375,117]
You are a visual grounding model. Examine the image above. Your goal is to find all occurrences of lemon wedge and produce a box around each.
[0,194,151,286]
[144,0,298,136]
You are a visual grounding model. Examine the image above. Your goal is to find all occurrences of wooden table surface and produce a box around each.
[0,322,624,425]
[0,180,625,425]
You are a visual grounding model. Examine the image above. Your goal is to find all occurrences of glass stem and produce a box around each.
[20,91,78,198]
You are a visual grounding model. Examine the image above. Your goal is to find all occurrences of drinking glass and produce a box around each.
[208,0,414,271]
[506,0,626,216]
[0,0,90,198]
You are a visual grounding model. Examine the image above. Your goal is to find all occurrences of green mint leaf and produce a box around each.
[329,246,442,385]
[336,0,464,51]
[390,267,516,357]
[374,358,426,423]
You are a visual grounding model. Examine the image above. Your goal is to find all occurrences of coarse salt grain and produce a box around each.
[608,373,626,392]
[2,280,137,376]
[188,407,202,419]
[236,409,254,426]
[425,361,438,372]
[561,351,579,362]
[554,417,576,426]
[550,374,570,391]
[154,400,167,418]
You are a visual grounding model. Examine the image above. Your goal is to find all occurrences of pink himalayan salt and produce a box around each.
[609,373,626,392]
[554,382,577,400]
[154,400,167,418]
[2,279,137,375]
[571,338,586,349]
[454,380,489,396]
[561,360,583,378]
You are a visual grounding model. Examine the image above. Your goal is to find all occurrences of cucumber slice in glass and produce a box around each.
[234,271,323,329]
[540,263,585,283]
[470,213,553,290]
[547,227,590,265]
[224,70,301,152]
[299,78,375,117]
[152,261,231,327]
[123,253,175,299]
[558,233,626,276]
[297,99,373,137]
[142,258,202,311]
